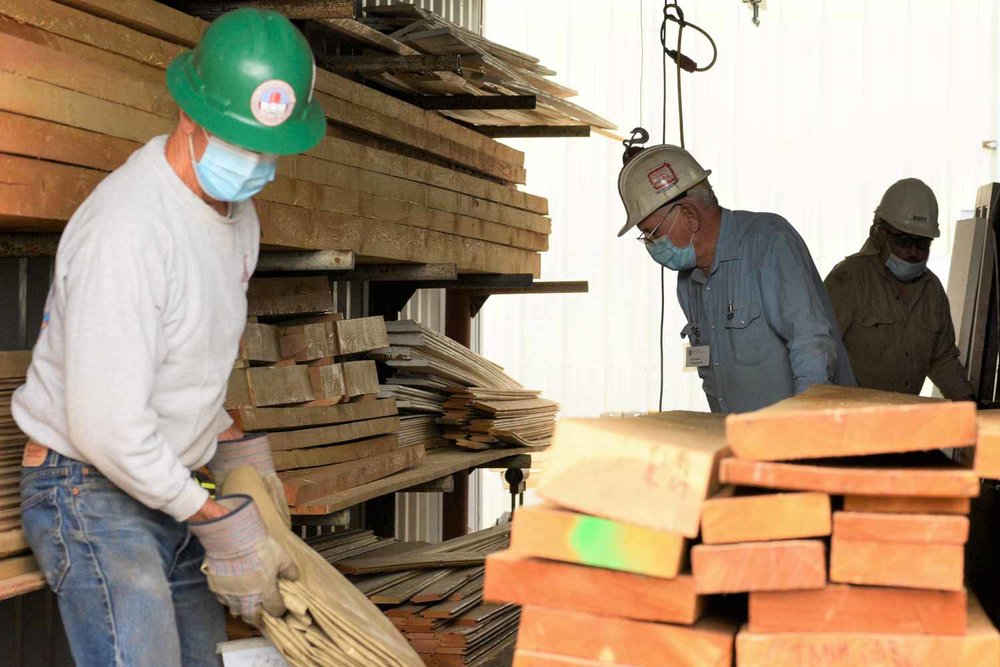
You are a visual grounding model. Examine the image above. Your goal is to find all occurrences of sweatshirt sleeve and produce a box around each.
[61,220,208,521]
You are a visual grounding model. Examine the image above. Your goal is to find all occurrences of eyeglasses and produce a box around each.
[878,221,932,252]
[636,203,683,245]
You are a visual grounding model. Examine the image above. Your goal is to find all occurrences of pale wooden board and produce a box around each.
[736,595,999,667]
[272,434,399,472]
[268,416,400,451]
[830,537,964,591]
[719,457,981,498]
[516,606,736,667]
[484,551,704,625]
[0,351,31,380]
[247,277,333,317]
[536,412,728,538]
[749,585,967,635]
[235,397,397,432]
[833,511,969,545]
[279,444,424,505]
[975,411,1000,479]
[333,317,389,356]
[0,529,27,559]
[342,360,379,399]
[691,540,826,594]
[0,572,45,603]
[843,495,971,515]
[226,366,315,408]
[239,322,282,364]
[508,504,686,579]
[700,490,831,545]
[725,385,976,461]
[308,362,346,401]
[0,555,37,581]
[279,323,333,362]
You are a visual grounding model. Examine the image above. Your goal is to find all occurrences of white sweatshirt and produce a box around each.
[13,135,259,521]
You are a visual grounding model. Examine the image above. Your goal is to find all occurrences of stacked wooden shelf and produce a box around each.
[228,277,423,510]
[483,388,1000,666]
[0,351,44,602]
[0,0,553,275]
[370,320,559,451]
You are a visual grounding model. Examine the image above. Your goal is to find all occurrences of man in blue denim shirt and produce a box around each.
[618,145,856,412]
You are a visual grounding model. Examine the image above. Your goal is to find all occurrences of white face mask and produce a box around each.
[885,252,927,281]
[189,131,277,202]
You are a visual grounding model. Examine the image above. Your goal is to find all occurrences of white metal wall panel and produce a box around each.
[475,0,1000,525]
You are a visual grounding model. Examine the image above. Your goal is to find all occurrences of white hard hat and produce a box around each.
[616,144,712,237]
[875,178,940,239]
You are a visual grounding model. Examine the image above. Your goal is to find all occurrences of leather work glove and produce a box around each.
[209,433,291,527]
[188,494,299,627]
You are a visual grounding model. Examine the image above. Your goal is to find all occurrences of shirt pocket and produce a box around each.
[855,313,898,359]
[725,302,769,367]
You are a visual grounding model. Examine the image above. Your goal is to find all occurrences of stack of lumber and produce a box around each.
[370,320,558,450]
[327,4,617,133]
[308,524,518,666]
[227,284,424,509]
[485,411,739,667]
[0,351,43,601]
[0,0,552,276]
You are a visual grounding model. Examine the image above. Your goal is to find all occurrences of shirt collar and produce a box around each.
[716,208,740,263]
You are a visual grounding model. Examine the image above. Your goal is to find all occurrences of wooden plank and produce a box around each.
[833,511,969,545]
[0,572,46,603]
[536,412,728,538]
[0,555,38,581]
[279,323,333,361]
[333,317,389,355]
[52,0,204,43]
[0,529,27,559]
[342,361,379,399]
[247,277,333,317]
[0,351,30,379]
[180,0,353,20]
[975,411,1000,479]
[691,540,826,594]
[719,457,981,498]
[308,363,346,402]
[843,495,971,515]
[830,537,964,591]
[513,651,614,667]
[235,397,397,431]
[700,490,831,545]
[736,596,999,667]
[516,606,736,667]
[239,323,282,364]
[226,366,315,408]
[279,444,424,505]
[484,551,704,625]
[749,585,968,635]
[268,416,400,451]
[271,434,399,472]
[336,552,484,575]
[508,504,685,578]
[725,385,976,461]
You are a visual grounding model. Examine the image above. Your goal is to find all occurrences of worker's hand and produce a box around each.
[188,494,299,627]
[217,423,245,442]
[208,433,291,527]
[189,497,231,523]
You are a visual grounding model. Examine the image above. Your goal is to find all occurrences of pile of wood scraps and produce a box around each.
[484,388,1000,666]
[228,278,423,510]
[370,320,558,451]
[0,351,43,601]
[0,0,551,275]
[305,524,517,666]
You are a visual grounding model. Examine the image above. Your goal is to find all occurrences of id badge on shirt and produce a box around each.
[685,344,711,369]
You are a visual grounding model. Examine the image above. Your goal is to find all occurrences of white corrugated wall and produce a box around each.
[475,0,1000,526]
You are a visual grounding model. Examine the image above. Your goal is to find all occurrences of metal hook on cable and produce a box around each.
[660,2,718,74]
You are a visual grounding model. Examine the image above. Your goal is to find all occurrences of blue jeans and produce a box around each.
[20,450,226,666]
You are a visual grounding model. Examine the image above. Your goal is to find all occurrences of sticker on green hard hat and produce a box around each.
[251,80,297,127]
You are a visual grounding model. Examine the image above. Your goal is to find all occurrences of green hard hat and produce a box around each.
[166,8,326,155]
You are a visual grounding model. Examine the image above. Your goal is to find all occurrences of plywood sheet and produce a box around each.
[537,412,727,538]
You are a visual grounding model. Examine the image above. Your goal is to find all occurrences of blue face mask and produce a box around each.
[646,235,697,271]
[189,132,277,203]
[885,252,927,282]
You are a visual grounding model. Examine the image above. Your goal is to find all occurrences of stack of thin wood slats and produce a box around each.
[484,387,1000,666]
[370,320,558,450]
[305,524,518,666]
[0,351,43,601]
[228,277,422,510]
[0,0,553,276]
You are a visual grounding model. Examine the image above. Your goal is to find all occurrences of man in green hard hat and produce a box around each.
[12,9,326,665]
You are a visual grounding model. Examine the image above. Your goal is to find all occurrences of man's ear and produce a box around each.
[177,110,197,135]
[681,202,700,233]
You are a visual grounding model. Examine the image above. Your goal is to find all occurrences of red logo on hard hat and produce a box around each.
[648,163,678,192]
[250,80,297,127]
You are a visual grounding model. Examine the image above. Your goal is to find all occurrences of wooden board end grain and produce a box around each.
[235,397,397,431]
[975,411,1000,479]
[833,511,969,545]
[484,551,703,625]
[271,434,399,472]
[843,495,971,515]
[700,490,831,545]
[749,585,967,635]
[691,540,826,594]
[830,536,964,591]
[280,444,423,506]
[509,504,685,578]
[719,457,981,498]
[247,277,332,317]
[333,316,389,355]
[725,385,976,461]
[737,595,998,667]
[516,606,736,667]
[537,412,728,538]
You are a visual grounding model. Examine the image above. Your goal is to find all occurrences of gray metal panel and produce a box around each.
[365,0,482,33]
[948,218,988,369]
